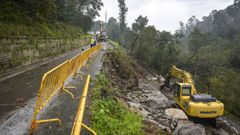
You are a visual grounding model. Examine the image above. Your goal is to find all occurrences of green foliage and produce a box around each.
[90,74,143,135]
[117,0,128,33]
[108,40,120,49]
[0,22,84,38]
[209,68,240,118]
[132,15,148,34]
[107,17,121,42]
[128,22,180,74]
[10,56,30,67]
[0,0,103,34]
[188,29,212,55]
[91,99,143,135]
[117,0,128,45]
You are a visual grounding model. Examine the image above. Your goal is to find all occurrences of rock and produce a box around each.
[128,102,141,109]
[146,92,169,108]
[230,126,239,135]
[148,77,158,81]
[173,121,206,135]
[165,108,188,120]
[151,113,159,120]
[157,75,165,82]
[15,98,24,103]
[144,118,172,134]
[139,109,150,117]
[126,94,133,101]
[139,97,148,103]
[157,117,172,127]
[145,106,156,113]
[211,128,229,135]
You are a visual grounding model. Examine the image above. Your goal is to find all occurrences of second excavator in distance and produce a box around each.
[162,65,224,126]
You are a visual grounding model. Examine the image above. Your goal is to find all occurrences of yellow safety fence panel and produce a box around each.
[71,75,97,135]
[30,60,69,132]
[69,44,102,76]
[30,44,102,134]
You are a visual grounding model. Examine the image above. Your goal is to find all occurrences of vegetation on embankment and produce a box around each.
[0,22,85,39]
[89,74,143,135]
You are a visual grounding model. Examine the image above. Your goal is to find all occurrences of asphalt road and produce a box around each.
[0,42,109,135]
[0,45,91,122]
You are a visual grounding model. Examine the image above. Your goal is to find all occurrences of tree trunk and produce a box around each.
[194,56,199,81]
[130,35,139,54]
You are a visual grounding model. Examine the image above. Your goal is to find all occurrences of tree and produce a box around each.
[234,0,240,4]
[106,17,120,41]
[91,20,102,32]
[188,28,213,79]
[185,16,199,36]
[117,0,128,45]
[132,15,148,34]
[56,0,67,22]
[130,15,148,53]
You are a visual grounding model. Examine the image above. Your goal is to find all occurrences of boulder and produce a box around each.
[165,108,188,120]
[146,91,169,108]
[173,120,206,135]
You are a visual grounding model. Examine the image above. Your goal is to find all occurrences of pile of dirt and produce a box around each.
[103,49,143,89]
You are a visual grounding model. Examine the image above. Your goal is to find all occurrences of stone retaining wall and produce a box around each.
[0,36,90,74]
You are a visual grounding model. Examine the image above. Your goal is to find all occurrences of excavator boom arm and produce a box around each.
[168,66,197,94]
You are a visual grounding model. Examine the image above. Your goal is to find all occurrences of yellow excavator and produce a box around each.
[163,65,224,124]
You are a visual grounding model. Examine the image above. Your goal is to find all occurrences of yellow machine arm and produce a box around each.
[169,65,197,94]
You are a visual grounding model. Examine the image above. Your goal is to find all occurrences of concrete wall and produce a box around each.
[0,37,90,74]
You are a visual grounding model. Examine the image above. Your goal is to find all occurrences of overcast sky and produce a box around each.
[96,0,234,33]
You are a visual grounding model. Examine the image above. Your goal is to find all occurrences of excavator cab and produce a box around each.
[173,83,191,99]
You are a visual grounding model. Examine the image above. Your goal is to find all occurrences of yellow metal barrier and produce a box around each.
[30,60,70,133]
[30,44,102,133]
[71,75,97,135]
[69,44,102,76]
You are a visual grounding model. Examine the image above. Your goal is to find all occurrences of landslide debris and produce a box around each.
[103,49,143,89]
[102,48,176,134]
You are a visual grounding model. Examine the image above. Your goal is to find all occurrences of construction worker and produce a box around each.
[90,37,96,48]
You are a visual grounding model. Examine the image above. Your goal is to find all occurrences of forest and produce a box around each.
[95,0,240,120]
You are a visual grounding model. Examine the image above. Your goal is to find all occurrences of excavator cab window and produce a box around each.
[173,83,180,97]
[182,85,191,96]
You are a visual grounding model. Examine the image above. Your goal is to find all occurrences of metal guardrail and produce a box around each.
[30,44,102,133]
[71,75,97,135]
